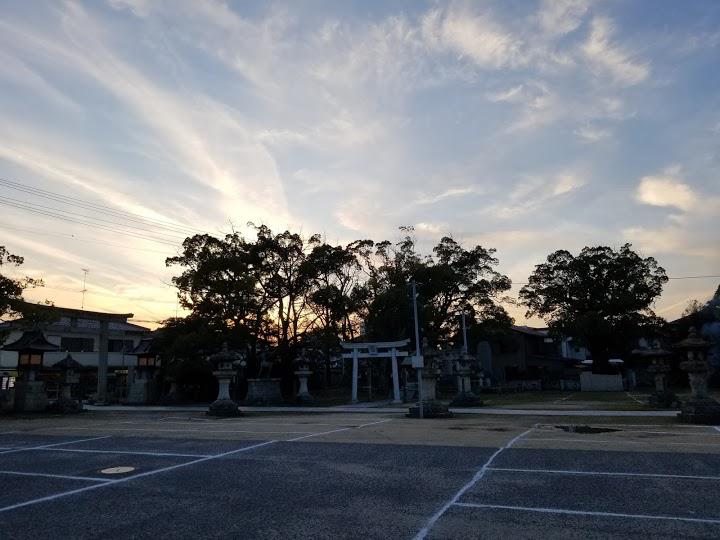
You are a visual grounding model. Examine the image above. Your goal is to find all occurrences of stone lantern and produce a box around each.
[128,338,162,404]
[293,350,313,404]
[2,329,60,412]
[675,327,720,424]
[631,347,675,408]
[451,351,483,407]
[48,352,87,413]
[207,343,242,417]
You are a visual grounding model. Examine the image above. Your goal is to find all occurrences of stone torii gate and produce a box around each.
[341,340,409,404]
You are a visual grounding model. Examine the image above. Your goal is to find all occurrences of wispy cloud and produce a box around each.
[583,17,650,86]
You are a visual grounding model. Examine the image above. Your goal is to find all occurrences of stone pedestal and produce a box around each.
[295,369,313,403]
[420,370,439,401]
[127,378,152,405]
[245,378,283,405]
[406,401,453,419]
[208,370,240,417]
[14,379,48,412]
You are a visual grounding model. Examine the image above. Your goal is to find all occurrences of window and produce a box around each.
[109,339,134,353]
[61,337,95,352]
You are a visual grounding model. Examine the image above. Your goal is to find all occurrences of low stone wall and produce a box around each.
[580,372,623,391]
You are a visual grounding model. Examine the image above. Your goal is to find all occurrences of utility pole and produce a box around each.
[461,311,468,354]
[80,268,90,310]
[412,280,424,419]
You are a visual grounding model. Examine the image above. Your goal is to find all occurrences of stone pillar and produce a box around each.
[351,349,359,403]
[420,370,438,401]
[295,368,313,403]
[96,320,109,404]
[390,349,401,404]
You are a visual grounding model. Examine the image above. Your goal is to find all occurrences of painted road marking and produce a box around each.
[0,470,111,483]
[452,502,720,525]
[0,436,112,456]
[412,428,535,540]
[487,467,720,482]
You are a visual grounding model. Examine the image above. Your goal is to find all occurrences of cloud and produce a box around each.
[486,84,525,103]
[636,174,698,211]
[538,0,592,36]
[422,8,526,69]
[553,173,586,195]
[574,124,611,142]
[412,186,482,206]
[486,170,587,219]
[415,222,447,235]
[582,17,650,86]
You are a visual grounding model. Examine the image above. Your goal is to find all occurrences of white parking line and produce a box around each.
[412,428,535,540]
[46,426,318,435]
[625,392,648,406]
[286,418,392,441]
[32,448,213,458]
[452,502,720,525]
[487,467,720,482]
[0,436,112,455]
[525,437,720,447]
[0,470,111,483]
[0,440,278,514]
[0,416,393,513]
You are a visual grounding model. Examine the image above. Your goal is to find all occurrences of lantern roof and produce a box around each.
[49,353,89,372]
[674,327,713,351]
[208,342,243,368]
[2,329,61,352]
[131,336,160,356]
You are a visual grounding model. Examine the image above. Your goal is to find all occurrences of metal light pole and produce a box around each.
[412,280,424,419]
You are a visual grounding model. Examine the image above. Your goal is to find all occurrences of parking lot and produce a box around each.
[2,411,720,539]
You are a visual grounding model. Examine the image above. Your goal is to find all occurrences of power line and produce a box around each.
[0,221,176,255]
[0,176,201,236]
[0,198,181,247]
[0,194,186,241]
[510,275,720,286]
[31,283,179,305]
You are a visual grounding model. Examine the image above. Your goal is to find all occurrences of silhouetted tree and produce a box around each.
[519,244,668,373]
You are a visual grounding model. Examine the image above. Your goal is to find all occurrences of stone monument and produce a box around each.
[245,350,283,405]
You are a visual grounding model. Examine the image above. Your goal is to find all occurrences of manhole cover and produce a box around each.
[100,466,136,475]
[555,425,621,434]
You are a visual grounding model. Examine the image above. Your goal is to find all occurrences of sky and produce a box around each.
[0,0,719,328]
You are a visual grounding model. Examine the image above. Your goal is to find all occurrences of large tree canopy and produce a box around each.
[365,229,513,347]
[519,243,668,372]
[165,226,513,384]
